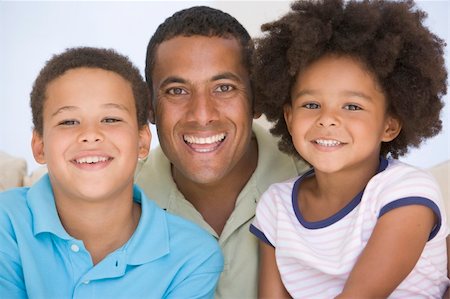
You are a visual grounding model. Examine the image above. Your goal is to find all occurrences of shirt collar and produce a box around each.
[27,174,72,240]
[124,185,170,265]
[28,174,170,265]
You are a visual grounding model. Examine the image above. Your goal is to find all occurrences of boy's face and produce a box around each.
[32,67,150,202]
[151,35,255,185]
[284,55,401,174]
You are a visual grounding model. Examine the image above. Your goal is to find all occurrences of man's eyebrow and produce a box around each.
[211,72,242,82]
[159,76,187,88]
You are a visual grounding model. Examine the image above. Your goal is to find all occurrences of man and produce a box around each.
[135,6,309,299]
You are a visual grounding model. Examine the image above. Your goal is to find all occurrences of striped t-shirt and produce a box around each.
[251,158,448,298]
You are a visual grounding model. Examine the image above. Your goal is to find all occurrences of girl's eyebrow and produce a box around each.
[292,89,373,101]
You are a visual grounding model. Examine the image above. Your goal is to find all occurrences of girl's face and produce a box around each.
[284,55,401,174]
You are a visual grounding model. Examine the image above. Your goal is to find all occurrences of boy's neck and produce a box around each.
[55,191,141,265]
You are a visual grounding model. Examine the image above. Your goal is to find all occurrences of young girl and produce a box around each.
[250,0,448,297]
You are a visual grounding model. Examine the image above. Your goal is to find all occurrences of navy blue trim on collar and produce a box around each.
[292,157,389,229]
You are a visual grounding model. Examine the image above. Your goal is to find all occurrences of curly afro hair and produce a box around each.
[31,47,149,136]
[252,0,447,159]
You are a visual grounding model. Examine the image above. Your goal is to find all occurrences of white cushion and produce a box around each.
[0,151,27,191]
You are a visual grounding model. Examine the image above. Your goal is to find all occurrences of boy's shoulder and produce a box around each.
[0,186,30,213]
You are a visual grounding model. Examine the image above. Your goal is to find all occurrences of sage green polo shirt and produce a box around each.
[135,123,309,299]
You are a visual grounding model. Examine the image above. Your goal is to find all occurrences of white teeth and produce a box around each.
[75,156,109,164]
[184,133,226,145]
[315,139,341,147]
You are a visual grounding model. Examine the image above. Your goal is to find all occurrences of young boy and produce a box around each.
[0,47,223,298]
[250,0,448,297]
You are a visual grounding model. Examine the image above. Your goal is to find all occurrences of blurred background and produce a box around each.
[0,0,448,174]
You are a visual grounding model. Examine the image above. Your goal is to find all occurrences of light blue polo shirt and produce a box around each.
[0,174,223,299]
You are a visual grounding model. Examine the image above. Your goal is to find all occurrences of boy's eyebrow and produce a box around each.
[51,105,78,117]
[51,103,130,117]
[102,103,130,112]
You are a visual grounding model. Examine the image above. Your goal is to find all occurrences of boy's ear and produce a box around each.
[31,130,46,164]
[138,124,151,159]
[382,115,402,142]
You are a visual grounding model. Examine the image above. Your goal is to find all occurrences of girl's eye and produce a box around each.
[303,103,320,109]
[167,87,187,95]
[215,84,234,93]
[58,120,78,126]
[344,104,362,111]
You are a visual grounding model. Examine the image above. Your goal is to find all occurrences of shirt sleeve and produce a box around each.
[250,184,282,248]
[375,163,448,240]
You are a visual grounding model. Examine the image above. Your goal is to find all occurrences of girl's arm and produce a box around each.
[337,204,435,298]
[258,241,292,299]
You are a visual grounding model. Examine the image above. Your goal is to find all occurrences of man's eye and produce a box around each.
[58,120,78,126]
[215,85,234,93]
[167,87,187,95]
[303,103,320,109]
[344,104,362,111]
[102,118,121,123]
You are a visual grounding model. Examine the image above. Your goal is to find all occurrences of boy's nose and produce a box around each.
[78,127,104,143]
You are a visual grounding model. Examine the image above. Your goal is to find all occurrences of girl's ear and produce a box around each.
[382,115,402,142]
[31,130,46,164]
[283,103,293,135]
[138,124,151,159]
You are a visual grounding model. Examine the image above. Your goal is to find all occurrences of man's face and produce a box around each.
[151,35,254,185]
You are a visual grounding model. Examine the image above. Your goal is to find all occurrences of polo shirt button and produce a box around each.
[70,244,80,252]
[83,280,90,285]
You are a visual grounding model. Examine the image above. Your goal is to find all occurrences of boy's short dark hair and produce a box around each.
[145,6,253,101]
[253,0,447,158]
[31,47,149,135]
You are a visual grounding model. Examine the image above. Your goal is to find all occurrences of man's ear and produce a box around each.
[31,130,46,164]
[382,115,402,142]
[138,124,151,159]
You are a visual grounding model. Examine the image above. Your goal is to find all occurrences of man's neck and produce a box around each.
[173,137,258,236]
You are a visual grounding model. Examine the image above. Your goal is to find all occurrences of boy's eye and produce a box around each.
[167,87,187,95]
[344,104,362,111]
[102,118,121,123]
[58,120,79,126]
[303,103,320,109]
[214,84,234,93]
